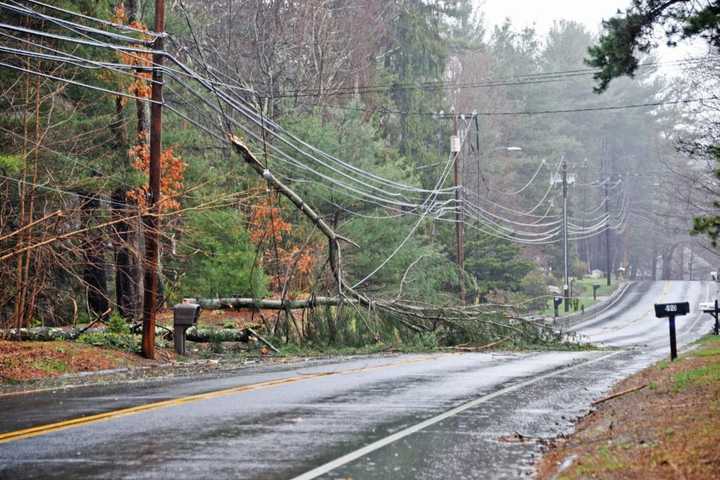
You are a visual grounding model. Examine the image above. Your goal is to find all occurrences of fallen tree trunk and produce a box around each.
[185,327,279,353]
[196,296,350,310]
[185,326,251,342]
[3,327,83,341]
[3,326,166,341]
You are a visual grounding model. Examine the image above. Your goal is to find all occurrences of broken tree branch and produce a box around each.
[592,384,648,406]
[228,134,358,297]
[246,326,280,353]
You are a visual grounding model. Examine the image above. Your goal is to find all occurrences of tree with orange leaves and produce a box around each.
[112,4,186,212]
[248,192,318,295]
[127,144,186,212]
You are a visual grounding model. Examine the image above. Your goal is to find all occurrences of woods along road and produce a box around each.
[0,281,715,480]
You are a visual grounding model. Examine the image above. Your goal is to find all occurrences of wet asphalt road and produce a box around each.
[0,281,715,480]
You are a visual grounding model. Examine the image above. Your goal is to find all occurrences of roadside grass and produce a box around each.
[573,276,617,296]
[537,334,720,480]
[538,276,619,318]
[0,340,145,383]
[674,362,720,392]
[657,359,671,370]
[77,331,141,352]
[30,357,69,375]
[573,446,628,475]
[694,347,720,357]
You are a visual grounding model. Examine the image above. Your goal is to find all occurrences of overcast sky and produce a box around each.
[476,0,704,66]
[477,0,629,36]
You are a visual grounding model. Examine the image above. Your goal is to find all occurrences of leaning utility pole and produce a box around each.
[452,114,465,304]
[142,0,165,359]
[562,159,570,313]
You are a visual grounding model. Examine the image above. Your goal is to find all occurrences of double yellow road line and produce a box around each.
[0,356,437,444]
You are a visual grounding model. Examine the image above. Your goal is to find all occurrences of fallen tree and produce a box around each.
[2,327,85,341]
[185,326,279,352]
[194,297,348,310]
[212,135,565,345]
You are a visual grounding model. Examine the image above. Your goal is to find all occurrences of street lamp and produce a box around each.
[477,146,524,192]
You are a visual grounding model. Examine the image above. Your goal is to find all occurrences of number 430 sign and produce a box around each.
[654,302,690,318]
[654,302,690,361]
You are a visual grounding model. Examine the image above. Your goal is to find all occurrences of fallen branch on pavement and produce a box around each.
[451,336,512,351]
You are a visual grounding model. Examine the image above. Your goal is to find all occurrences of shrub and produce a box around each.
[78,332,140,352]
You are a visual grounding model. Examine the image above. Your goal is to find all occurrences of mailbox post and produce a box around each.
[553,296,563,319]
[654,302,690,361]
[173,303,200,355]
[701,299,720,336]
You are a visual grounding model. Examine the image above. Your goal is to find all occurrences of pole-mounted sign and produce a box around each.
[654,302,690,361]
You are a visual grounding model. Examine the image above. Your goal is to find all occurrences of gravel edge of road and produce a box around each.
[557,281,632,330]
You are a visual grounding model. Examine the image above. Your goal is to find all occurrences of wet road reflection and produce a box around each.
[0,281,714,479]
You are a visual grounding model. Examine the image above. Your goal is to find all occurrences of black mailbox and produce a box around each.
[654,302,689,318]
[174,303,200,326]
[173,303,200,355]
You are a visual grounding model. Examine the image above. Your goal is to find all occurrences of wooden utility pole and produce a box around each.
[562,159,570,313]
[452,114,465,304]
[603,139,612,287]
[142,0,165,359]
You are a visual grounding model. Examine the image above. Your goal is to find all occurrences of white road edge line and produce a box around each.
[290,350,624,480]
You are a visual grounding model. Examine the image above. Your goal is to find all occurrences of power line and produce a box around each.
[1,1,157,45]
[483,159,547,196]
[0,1,638,251]
[247,57,713,99]
[339,96,720,118]
[18,0,163,38]
[0,61,162,104]
[7,8,714,121]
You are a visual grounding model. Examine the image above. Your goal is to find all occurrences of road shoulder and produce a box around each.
[536,335,720,480]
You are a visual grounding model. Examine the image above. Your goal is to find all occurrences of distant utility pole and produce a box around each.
[602,141,612,288]
[562,158,570,313]
[452,113,465,304]
[142,0,165,359]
